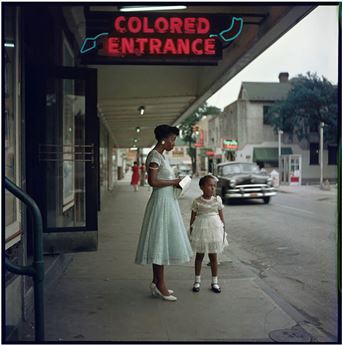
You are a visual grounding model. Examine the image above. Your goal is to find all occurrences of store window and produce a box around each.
[4,6,21,249]
[328,145,337,165]
[263,105,272,125]
[309,143,319,165]
[63,33,74,67]
[100,122,109,192]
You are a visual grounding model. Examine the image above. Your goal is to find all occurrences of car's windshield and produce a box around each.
[222,163,260,175]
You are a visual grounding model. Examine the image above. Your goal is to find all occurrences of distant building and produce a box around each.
[166,136,192,167]
[219,73,337,184]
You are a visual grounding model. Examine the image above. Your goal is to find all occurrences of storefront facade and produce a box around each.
[3,5,117,337]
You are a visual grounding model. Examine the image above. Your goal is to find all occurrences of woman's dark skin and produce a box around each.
[148,133,182,296]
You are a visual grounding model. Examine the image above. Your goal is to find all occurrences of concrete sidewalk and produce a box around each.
[277,183,338,195]
[40,178,332,342]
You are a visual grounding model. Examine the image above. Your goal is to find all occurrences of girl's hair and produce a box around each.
[199,174,217,188]
[154,125,179,141]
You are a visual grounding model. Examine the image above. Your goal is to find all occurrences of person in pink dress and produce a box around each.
[131,161,140,191]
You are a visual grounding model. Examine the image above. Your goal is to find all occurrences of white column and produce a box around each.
[278,129,283,171]
[320,122,324,186]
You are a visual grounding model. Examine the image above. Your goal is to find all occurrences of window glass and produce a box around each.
[263,105,272,125]
[222,163,259,175]
[63,34,74,67]
[310,143,319,165]
[4,7,17,227]
[328,145,337,165]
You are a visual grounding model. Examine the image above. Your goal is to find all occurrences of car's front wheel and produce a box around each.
[263,197,271,204]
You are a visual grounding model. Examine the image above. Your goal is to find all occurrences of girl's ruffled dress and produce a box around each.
[190,196,228,253]
[135,150,193,265]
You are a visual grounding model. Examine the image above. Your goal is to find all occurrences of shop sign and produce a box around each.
[80,11,243,65]
[223,139,238,151]
[194,129,204,147]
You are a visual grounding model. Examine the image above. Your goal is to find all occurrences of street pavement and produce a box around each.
[23,174,339,342]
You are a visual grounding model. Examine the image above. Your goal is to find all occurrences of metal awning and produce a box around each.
[253,147,293,162]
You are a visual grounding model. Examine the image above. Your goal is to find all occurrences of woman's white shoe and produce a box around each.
[154,286,177,301]
[150,282,174,296]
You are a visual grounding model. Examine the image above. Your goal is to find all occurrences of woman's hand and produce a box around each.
[173,178,182,187]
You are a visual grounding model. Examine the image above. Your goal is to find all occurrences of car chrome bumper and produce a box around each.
[225,185,276,199]
[225,191,277,199]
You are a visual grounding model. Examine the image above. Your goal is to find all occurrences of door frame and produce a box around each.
[25,64,99,252]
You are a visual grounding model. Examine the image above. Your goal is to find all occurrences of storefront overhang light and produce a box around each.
[4,42,15,48]
[136,126,141,133]
[138,106,145,115]
[120,5,187,12]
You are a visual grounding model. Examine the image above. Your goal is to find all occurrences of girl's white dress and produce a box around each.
[190,195,228,254]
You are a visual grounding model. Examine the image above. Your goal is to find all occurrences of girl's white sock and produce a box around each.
[195,275,201,283]
[212,276,218,284]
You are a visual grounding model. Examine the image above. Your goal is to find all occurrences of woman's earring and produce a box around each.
[161,140,165,145]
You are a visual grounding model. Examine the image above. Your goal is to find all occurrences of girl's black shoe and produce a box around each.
[211,283,221,293]
[192,282,200,292]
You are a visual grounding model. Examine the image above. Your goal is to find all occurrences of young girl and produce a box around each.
[190,175,228,293]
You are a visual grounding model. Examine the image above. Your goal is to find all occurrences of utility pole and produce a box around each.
[278,129,284,172]
[320,122,324,186]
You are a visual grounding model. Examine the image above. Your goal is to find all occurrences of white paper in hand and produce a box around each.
[179,175,192,193]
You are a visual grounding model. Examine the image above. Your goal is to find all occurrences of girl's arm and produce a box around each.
[190,210,197,234]
[218,209,225,225]
[147,163,181,188]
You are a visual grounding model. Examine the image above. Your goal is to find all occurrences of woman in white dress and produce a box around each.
[135,125,193,301]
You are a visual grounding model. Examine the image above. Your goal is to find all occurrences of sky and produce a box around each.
[206,5,339,110]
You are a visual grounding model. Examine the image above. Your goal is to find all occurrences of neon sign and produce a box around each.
[223,139,238,151]
[80,12,243,65]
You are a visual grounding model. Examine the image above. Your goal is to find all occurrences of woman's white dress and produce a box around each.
[135,150,193,265]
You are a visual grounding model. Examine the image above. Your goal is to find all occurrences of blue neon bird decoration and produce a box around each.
[80,32,109,54]
[209,17,243,42]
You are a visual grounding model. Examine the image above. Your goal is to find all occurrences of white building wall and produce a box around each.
[246,102,264,144]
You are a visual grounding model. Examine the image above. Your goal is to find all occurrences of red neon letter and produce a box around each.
[114,16,126,33]
[177,38,190,55]
[136,38,148,54]
[107,37,120,56]
[155,17,169,33]
[122,37,134,55]
[142,17,154,33]
[163,39,177,54]
[204,38,216,55]
[184,17,196,34]
[170,17,183,33]
[197,17,210,34]
[127,17,142,33]
[192,38,203,55]
[149,38,162,54]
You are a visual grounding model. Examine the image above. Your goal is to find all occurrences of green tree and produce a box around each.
[266,72,338,144]
[179,102,221,173]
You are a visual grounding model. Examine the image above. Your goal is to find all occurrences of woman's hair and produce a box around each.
[154,124,179,141]
[199,174,217,188]
[133,161,137,165]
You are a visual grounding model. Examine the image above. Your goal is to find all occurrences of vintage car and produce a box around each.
[215,162,276,204]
